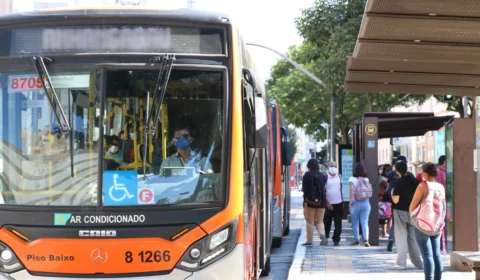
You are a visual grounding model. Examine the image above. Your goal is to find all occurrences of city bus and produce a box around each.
[269,102,291,247]
[0,7,291,279]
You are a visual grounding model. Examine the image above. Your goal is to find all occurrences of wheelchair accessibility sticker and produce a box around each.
[103,171,138,205]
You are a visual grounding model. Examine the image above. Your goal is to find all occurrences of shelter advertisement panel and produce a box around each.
[340,148,353,201]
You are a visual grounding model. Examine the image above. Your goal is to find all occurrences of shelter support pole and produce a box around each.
[463,96,470,118]
[363,117,379,246]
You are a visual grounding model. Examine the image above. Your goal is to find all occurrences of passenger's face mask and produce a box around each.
[129,133,134,139]
[328,167,337,175]
[109,145,119,154]
[379,169,383,175]
[175,138,191,151]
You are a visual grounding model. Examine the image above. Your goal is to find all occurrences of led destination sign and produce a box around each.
[1,25,224,56]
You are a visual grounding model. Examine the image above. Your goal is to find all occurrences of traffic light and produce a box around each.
[444,94,453,102]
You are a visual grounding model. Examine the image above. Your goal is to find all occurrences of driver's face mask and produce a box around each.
[174,130,191,151]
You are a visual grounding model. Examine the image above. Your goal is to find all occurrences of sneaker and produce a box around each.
[302,242,312,246]
[387,240,394,251]
[391,265,406,270]
[351,241,360,246]
[320,235,328,245]
[334,242,340,247]
[364,240,370,247]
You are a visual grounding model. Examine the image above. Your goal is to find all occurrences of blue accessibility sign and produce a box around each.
[103,171,138,206]
[367,140,375,148]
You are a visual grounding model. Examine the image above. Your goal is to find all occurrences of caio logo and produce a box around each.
[365,124,377,136]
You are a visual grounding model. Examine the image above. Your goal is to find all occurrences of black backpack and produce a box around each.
[306,171,323,206]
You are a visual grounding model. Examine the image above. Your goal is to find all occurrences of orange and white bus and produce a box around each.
[269,103,291,247]
[0,7,292,279]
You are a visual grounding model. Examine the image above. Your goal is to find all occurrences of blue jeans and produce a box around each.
[415,228,442,280]
[350,200,371,241]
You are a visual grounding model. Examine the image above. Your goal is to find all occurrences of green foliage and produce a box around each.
[266,0,429,144]
[287,127,298,158]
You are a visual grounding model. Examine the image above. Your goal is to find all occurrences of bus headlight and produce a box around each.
[176,217,238,272]
[209,228,229,250]
[0,243,24,274]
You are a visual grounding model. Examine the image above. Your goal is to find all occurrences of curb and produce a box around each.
[287,221,307,280]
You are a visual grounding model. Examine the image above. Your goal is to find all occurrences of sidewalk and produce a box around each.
[288,219,474,280]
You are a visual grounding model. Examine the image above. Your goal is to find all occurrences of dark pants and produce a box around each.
[324,202,343,244]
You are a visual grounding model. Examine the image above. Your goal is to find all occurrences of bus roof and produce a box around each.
[0,7,232,26]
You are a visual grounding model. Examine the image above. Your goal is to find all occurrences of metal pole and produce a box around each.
[330,93,336,161]
[247,43,334,160]
[463,96,469,118]
[246,43,325,87]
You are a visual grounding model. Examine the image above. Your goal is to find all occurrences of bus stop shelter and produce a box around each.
[353,112,454,246]
[344,0,480,250]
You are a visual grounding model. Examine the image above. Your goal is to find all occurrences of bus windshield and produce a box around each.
[0,67,225,207]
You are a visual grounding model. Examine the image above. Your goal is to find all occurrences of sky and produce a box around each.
[12,0,315,81]
[192,0,314,81]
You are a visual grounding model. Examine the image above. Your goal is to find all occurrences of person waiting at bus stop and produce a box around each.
[302,159,328,246]
[349,163,371,247]
[323,161,343,246]
[159,122,213,176]
[384,155,408,251]
[391,160,423,270]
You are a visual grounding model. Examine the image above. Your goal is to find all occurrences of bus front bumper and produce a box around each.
[4,245,244,280]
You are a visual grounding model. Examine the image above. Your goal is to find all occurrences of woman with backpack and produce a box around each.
[410,162,446,280]
[302,159,328,246]
[349,163,372,247]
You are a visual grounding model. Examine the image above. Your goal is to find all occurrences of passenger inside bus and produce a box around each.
[105,135,123,165]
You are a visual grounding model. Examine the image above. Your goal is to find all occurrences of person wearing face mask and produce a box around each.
[105,135,124,166]
[159,124,213,176]
[323,161,343,246]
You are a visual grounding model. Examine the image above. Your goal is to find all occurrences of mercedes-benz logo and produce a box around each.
[90,248,108,265]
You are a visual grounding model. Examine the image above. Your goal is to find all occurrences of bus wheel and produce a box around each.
[260,256,271,277]
[272,237,282,248]
[283,223,290,235]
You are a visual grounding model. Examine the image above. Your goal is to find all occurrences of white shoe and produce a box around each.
[391,265,406,270]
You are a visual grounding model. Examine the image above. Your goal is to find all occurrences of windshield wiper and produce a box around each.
[32,56,71,132]
[143,55,175,179]
[32,56,74,177]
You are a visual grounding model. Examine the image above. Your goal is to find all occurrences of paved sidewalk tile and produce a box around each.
[288,220,474,280]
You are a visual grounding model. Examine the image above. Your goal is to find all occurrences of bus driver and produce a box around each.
[159,123,213,176]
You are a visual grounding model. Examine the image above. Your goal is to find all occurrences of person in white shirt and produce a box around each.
[323,161,343,246]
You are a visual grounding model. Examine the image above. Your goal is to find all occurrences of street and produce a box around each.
[261,188,304,280]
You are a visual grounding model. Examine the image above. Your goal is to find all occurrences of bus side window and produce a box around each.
[242,85,255,171]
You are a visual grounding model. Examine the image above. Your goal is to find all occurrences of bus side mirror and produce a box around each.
[242,68,256,90]
[254,97,267,148]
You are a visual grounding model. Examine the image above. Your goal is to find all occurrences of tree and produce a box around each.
[287,127,298,159]
[433,96,472,117]
[266,0,428,144]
